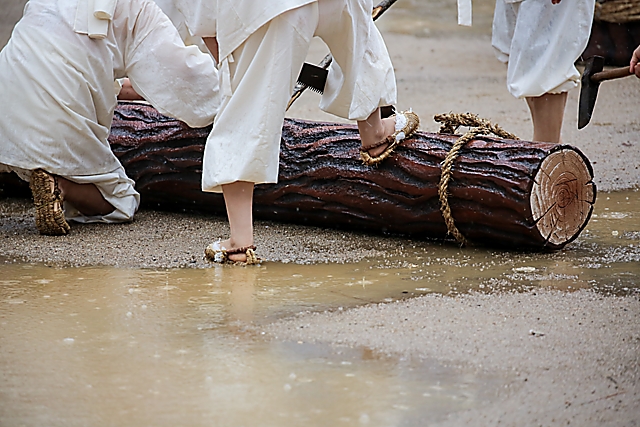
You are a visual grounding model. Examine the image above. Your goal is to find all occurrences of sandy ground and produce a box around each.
[1,30,638,267]
[262,289,640,426]
[1,2,640,425]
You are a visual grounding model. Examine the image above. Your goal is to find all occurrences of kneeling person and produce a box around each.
[0,0,220,235]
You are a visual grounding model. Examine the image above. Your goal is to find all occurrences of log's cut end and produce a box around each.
[530,148,596,249]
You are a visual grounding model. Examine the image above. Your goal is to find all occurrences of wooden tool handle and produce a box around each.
[372,0,398,19]
[591,67,632,83]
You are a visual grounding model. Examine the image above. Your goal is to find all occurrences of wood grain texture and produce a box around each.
[530,149,596,246]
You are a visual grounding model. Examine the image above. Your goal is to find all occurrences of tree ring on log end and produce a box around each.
[530,148,596,248]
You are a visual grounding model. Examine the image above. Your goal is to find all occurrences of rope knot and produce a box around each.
[434,113,518,246]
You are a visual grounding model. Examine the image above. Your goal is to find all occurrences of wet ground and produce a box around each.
[1,190,638,426]
[1,0,639,425]
[0,263,501,426]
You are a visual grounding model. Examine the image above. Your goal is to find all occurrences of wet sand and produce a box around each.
[2,2,640,425]
[263,289,640,426]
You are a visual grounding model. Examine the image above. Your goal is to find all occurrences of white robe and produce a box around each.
[175,0,397,192]
[492,0,595,98]
[175,0,315,57]
[0,0,220,177]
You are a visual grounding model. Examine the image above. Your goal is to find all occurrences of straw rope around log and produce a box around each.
[595,0,640,23]
[434,113,519,246]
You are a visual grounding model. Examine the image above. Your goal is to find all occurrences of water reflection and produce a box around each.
[0,264,497,426]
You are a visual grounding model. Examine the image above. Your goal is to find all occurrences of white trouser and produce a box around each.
[492,0,595,98]
[201,0,397,192]
[0,164,140,223]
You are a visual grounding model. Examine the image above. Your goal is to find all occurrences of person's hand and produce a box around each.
[631,45,640,79]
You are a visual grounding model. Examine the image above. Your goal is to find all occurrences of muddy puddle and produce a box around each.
[0,264,501,426]
[1,191,638,426]
[374,190,640,297]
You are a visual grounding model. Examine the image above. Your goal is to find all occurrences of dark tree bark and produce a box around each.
[583,20,640,66]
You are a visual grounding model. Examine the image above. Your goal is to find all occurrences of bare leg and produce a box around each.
[218,109,395,262]
[203,37,220,63]
[525,92,568,143]
[57,177,115,216]
[221,181,255,262]
[357,108,396,157]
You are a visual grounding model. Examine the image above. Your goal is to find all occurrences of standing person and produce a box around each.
[0,0,220,236]
[175,0,420,264]
[492,0,595,143]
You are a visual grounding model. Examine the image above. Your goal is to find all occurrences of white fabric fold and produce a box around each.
[201,0,397,192]
[73,0,88,34]
[492,0,595,98]
[219,53,234,97]
[176,0,315,61]
[87,0,114,39]
[152,0,210,54]
[74,0,117,39]
[1,0,220,178]
[93,0,117,19]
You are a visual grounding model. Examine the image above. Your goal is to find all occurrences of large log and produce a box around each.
[106,102,595,250]
[0,102,596,250]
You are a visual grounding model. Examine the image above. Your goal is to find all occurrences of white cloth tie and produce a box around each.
[457,0,472,26]
[74,0,117,39]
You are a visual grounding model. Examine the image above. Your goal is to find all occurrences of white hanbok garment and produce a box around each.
[176,0,397,192]
[0,0,220,177]
[492,0,595,98]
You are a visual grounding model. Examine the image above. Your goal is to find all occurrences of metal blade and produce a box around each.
[296,63,328,94]
[578,56,604,130]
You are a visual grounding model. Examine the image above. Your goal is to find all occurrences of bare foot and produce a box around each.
[217,239,255,263]
[212,239,255,262]
[359,116,397,157]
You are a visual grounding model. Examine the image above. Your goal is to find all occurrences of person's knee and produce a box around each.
[92,193,139,223]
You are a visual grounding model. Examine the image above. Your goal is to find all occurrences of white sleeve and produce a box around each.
[125,4,220,128]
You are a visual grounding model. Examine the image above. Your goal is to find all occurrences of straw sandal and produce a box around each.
[29,169,70,236]
[360,110,420,166]
[204,241,260,265]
